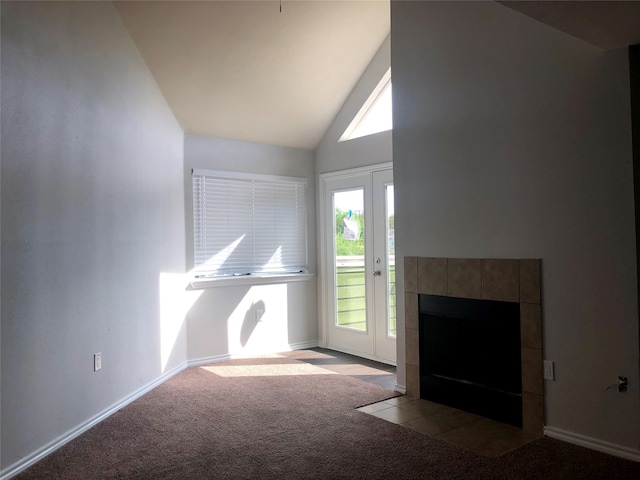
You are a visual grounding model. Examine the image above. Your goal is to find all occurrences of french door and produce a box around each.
[320,164,396,364]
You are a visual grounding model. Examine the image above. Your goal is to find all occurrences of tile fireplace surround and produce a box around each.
[404,257,543,434]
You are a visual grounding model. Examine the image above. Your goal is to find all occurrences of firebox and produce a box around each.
[419,294,522,427]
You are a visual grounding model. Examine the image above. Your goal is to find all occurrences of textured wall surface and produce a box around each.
[391,1,639,449]
[1,1,185,469]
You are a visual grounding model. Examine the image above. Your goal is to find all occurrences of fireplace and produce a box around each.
[404,257,544,434]
[419,294,522,427]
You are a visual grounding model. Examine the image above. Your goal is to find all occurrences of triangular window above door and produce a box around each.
[339,68,392,142]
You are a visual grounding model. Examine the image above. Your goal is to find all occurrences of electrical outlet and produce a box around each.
[256,309,264,322]
[543,360,554,380]
[94,353,102,372]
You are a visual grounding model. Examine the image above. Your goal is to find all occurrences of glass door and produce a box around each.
[321,166,395,364]
[372,169,396,363]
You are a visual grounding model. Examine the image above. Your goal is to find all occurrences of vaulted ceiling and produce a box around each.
[114,1,390,149]
[114,1,640,151]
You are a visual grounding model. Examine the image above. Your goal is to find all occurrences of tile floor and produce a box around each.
[287,348,542,457]
[357,396,541,457]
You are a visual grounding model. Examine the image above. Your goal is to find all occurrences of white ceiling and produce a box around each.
[115,1,640,151]
[114,1,390,149]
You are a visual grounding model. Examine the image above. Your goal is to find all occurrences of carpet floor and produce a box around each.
[14,355,640,479]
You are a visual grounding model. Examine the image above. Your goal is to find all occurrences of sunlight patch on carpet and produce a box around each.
[200,362,338,377]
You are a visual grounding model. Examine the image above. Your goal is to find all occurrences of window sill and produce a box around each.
[190,273,315,289]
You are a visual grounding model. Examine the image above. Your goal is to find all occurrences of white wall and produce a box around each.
[314,35,393,355]
[391,1,639,450]
[1,1,186,471]
[315,35,392,174]
[183,134,317,361]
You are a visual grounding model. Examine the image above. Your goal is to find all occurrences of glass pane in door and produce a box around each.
[334,190,366,331]
[386,185,396,337]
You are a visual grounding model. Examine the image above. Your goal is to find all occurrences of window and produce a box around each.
[192,169,308,279]
[339,68,392,142]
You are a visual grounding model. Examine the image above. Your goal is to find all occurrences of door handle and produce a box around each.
[373,270,382,277]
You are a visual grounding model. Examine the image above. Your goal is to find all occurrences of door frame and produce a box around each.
[317,162,394,364]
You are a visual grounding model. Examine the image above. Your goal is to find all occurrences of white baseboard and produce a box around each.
[544,426,640,462]
[187,352,233,367]
[287,340,319,351]
[394,384,407,394]
[0,363,188,480]
[187,341,319,368]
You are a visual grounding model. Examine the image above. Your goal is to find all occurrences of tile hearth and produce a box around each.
[357,396,542,457]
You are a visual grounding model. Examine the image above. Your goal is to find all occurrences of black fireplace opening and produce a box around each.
[419,294,522,427]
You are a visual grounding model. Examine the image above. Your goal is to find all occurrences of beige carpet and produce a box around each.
[15,355,640,479]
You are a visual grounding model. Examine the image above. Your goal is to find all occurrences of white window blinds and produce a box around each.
[192,169,308,277]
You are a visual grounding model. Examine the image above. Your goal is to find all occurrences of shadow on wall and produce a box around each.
[161,275,315,367]
[286,280,317,347]
[159,272,205,373]
[183,284,251,363]
[158,272,263,372]
[183,282,294,362]
[241,300,265,347]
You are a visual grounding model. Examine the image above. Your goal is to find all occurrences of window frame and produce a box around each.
[190,168,312,289]
[339,68,392,142]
